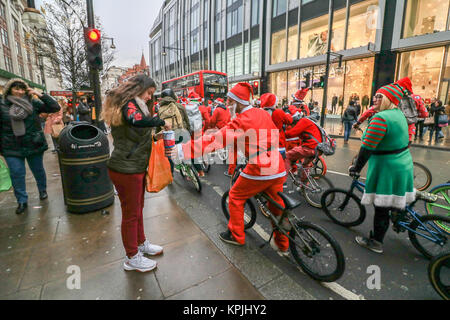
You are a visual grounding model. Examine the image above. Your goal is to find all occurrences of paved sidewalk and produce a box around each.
[0,140,263,300]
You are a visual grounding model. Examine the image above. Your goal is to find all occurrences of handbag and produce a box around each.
[437,114,448,126]
[423,117,434,126]
[0,158,12,192]
[51,123,64,138]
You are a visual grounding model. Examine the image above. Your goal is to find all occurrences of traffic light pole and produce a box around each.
[86,0,104,130]
[320,0,334,128]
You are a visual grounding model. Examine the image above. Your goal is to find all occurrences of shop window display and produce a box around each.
[270,71,288,104]
[403,0,449,39]
[343,58,375,113]
[398,47,445,101]
[347,0,379,50]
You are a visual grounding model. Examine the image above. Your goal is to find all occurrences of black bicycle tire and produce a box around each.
[320,188,366,227]
[186,166,202,193]
[428,251,450,300]
[301,174,334,208]
[408,214,450,260]
[312,156,326,176]
[413,161,432,191]
[221,190,257,230]
[289,220,345,282]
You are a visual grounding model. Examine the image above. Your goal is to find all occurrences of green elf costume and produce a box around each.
[349,77,415,254]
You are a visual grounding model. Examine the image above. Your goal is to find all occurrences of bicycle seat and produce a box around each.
[415,190,438,203]
[278,192,302,210]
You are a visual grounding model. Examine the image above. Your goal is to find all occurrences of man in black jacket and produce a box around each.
[77,97,91,123]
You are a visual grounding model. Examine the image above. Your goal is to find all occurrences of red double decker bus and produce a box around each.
[161,70,228,105]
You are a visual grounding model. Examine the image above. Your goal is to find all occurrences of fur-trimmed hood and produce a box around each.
[3,78,30,98]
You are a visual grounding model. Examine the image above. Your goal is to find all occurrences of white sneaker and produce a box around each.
[123,252,157,272]
[270,238,289,257]
[138,240,163,256]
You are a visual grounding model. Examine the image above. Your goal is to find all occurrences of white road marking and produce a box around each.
[208,180,365,300]
[328,170,366,180]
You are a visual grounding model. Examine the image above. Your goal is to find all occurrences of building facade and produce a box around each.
[0,0,62,93]
[149,0,450,109]
[100,65,128,96]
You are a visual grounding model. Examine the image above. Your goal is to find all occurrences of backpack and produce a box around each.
[394,84,418,125]
[158,102,185,130]
[185,102,203,133]
[304,118,337,156]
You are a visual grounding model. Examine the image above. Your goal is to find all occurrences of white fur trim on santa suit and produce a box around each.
[361,190,416,210]
[227,91,250,105]
[240,105,253,114]
[240,171,286,181]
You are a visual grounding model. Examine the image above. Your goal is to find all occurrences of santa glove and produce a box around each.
[348,147,372,176]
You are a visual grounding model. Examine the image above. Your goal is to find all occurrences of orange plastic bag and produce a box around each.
[146,138,173,193]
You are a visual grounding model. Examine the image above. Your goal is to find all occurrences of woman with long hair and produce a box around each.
[0,78,60,214]
[102,74,170,273]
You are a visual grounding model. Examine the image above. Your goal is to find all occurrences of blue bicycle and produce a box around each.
[320,175,450,259]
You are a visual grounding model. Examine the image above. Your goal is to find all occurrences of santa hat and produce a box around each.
[292,88,309,103]
[412,94,424,110]
[394,77,413,94]
[376,82,408,106]
[188,91,201,101]
[260,93,278,109]
[227,82,253,105]
[208,100,212,105]
[214,97,224,104]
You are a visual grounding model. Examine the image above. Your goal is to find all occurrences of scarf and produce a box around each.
[134,97,150,117]
[7,95,34,137]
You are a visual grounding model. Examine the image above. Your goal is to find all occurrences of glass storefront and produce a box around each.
[271,28,287,64]
[287,25,298,61]
[398,46,445,102]
[269,57,375,114]
[347,0,379,49]
[299,14,330,59]
[403,0,449,39]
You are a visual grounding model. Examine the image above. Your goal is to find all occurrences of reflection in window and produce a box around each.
[403,0,449,38]
[332,7,346,52]
[398,47,445,100]
[251,39,260,72]
[270,71,288,102]
[343,58,374,111]
[287,25,298,61]
[273,0,287,18]
[300,14,329,58]
[271,29,287,64]
[347,0,379,49]
[251,0,260,26]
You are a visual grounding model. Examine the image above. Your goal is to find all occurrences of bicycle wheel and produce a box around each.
[289,220,345,282]
[221,190,257,230]
[425,183,450,217]
[312,156,327,176]
[408,214,450,259]
[413,162,432,191]
[321,188,366,227]
[185,165,202,193]
[428,251,450,300]
[302,174,334,208]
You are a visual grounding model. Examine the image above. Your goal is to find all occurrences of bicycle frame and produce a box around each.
[349,177,448,244]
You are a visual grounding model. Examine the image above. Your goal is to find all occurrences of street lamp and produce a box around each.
[103,36,116,50]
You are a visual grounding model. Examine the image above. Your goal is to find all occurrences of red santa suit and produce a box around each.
[286,88,310,150]
[209,99,231,129]
[285,117,323,181]
[198,104,211,132]
[260,93,293,156]
[179,83,288,251]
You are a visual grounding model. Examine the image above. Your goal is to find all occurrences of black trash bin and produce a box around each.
[57,122,114,213]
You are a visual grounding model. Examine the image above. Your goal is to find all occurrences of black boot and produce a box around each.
[16,203,28,214]
[39,190,48,200]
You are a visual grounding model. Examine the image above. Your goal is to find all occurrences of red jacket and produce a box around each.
[265,108,293,149]
[285,118,322,150]
[198,105,211,131]
[209,105,231,129]
[182,106,285,179]
[289,104,310,116]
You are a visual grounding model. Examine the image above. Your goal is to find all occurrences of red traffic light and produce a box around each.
[253,81,259,88]
[87,29,101,42]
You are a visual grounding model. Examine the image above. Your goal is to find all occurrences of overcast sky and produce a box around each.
[35,0,166,68]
